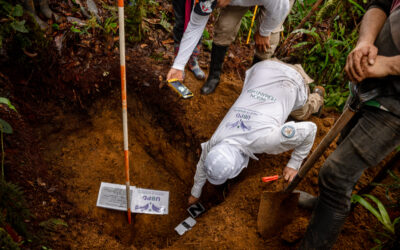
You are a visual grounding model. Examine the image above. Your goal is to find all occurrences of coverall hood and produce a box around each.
[204,143,247,185]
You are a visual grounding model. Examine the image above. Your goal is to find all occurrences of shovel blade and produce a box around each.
[257,191,300,238]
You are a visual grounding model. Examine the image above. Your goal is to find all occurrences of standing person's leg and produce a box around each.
[188,39,206,80]
[253,0,295,64]
[172,0,186,44]
[253,21,280,62]
[201,5,248,94]
[213,6,249,47]
[300,108,400,249]
[173,0,205,79]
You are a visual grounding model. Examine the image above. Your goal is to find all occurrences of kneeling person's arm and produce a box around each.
[189,145,209,204]
[282,121,317,171]
[283,166,297,182]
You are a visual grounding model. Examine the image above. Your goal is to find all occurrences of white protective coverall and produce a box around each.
[191,60,317,198]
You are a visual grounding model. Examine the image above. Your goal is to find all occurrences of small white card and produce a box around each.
[175,217,197,236]
[96,182,135,211]
[132,188,169,215]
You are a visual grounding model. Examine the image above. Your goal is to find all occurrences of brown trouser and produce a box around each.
[213,0,295,59]
[291,92,324,120]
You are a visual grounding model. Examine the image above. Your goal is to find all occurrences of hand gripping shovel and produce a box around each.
[257,83,381,238]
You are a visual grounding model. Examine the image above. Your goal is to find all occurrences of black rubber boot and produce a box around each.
[294,190,317,210]
[201,43,228,95]
[251,55,262,66]
[299,199,348,250]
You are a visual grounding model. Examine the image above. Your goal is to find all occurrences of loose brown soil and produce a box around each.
[1,2,397,245]
[24,61,395,249]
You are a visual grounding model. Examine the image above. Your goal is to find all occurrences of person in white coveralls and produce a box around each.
[187,59,324,205]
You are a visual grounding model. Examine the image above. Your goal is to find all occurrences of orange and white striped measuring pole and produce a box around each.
[118,0,131,224]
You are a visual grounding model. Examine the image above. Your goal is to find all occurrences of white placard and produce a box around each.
[96,182,136,211]
[132,188,169,215]
[175,217,197,236]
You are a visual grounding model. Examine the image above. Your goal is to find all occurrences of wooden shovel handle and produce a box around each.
[285,107,356,193]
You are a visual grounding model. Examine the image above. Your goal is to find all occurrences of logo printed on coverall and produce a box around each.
[226,111,253,131]
[226,119,251,131]
[281,125,296,138]
[247,89,277,103]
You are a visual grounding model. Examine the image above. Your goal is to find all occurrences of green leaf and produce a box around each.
[0,118,13,134]
[70,26,81,33]
[351,194,383,224]
[12,4,24,17]
[388,171,400,185]
[203,29,210,39]
[363,194,392,229]
[375,231,394,240]
[39,218,68,231]
[0,97,17,112]
[348,0,366,13]
[202,39,213,51]
[0,0,13,13]
[292,41,311,48]
[159,19,172,32]
[371,244,383,250]
[292,28,321,42]
[372,238,382,244]
[393,216,400,226]
[11,20,28,33]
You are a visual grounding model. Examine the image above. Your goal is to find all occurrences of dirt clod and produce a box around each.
[281,217,309,243]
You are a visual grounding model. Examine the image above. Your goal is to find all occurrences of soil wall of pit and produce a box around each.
[34,58,395,249]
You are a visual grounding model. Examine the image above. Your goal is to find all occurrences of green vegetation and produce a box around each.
[126,0,157,43]
[352,194,399,235]
[103,16,118,35]
[372,171,400,208]
[0,180,31,238]
[159,10,173,32]
[352,170,400,249]
[238,9,257,42]
[202,29,213,51]
[352,193,400,249]
[0,0,47,64]
[39,218,68,232]
[0,2,27,49]
[285,0,367,110]
[0,98,31,248]
[1,97,16,179]
[0,227,19,250]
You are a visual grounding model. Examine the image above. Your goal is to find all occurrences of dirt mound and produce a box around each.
[27,62,392,249]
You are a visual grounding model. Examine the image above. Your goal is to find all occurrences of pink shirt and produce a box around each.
[391,0,400,12]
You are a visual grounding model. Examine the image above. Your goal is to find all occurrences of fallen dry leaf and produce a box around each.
[143,18,160,24]
[37,178,46,187]
[162,38,174,45]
